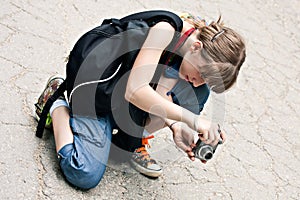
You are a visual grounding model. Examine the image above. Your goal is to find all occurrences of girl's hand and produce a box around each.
[171,122,197,161]
[194,117,226,147]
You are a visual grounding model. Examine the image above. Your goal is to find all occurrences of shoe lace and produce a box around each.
[135,135,155,163]
[135,146,156,165]
[142,135,154,148]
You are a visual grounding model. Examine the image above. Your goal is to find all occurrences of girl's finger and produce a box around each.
[198,131,208,141]
[186,150,195,161]
[220,132,226,143]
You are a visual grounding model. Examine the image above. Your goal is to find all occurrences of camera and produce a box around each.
[192,139,222,161]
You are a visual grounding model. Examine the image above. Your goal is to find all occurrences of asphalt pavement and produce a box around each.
[0,0,300,199]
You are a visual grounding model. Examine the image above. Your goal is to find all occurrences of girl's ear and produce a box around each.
[191,41,203,52]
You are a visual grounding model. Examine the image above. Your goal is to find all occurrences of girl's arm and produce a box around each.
[125,22,196,128]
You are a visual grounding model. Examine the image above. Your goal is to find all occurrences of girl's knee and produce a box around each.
[58,143,107,189]
[61,159,107,189]
[68,166,106,189]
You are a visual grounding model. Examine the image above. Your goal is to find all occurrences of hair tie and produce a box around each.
[211,29,225,42]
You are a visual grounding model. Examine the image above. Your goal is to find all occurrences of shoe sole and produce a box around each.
[130,159,163,178]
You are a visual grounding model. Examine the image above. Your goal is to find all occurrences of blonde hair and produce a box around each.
[181,13,246,93]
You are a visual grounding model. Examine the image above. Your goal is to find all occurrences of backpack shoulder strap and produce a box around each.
[120,10,183,32]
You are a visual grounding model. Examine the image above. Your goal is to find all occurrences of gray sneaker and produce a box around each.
[130,145,162,177]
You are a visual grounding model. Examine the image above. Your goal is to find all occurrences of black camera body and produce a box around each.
[192,139,222,161]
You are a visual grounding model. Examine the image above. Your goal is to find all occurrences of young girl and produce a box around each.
[35,11,246,189]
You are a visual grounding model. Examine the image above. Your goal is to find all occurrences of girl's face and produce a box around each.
[179,44,207,87]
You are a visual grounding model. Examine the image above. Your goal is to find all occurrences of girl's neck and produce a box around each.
[178,22,199,55]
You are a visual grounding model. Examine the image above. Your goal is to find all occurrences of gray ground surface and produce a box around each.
[0,0,300,199]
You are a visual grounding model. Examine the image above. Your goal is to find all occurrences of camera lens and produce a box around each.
[198,145,214,161]
[204,152,213,160]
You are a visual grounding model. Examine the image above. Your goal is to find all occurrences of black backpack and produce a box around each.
[36,10,183,138]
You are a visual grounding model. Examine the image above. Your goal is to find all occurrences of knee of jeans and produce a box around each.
[58,144,107,189]
[62,159,107,190]
[74,164,106,190]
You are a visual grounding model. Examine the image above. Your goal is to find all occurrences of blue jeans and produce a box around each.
[57,115,113,189]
